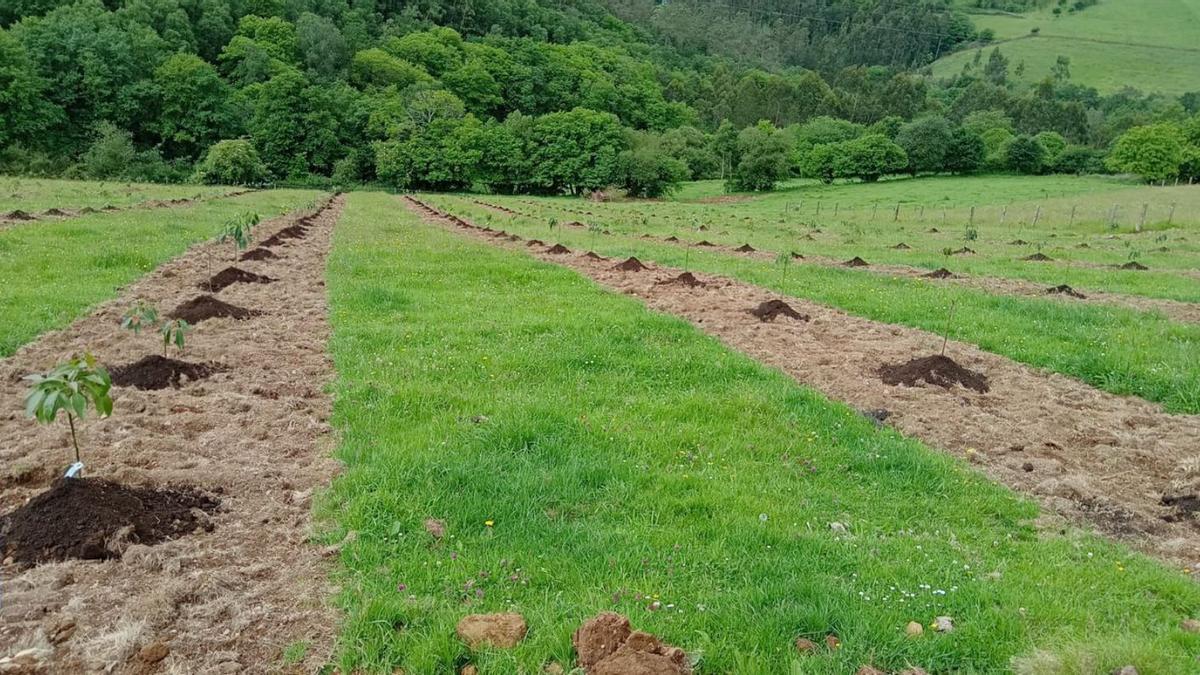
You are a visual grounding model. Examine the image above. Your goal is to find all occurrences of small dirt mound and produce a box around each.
[880,355,989,394]
[0,478,218,566]
[1046,284,1086,299]
[526,239,544,247]
[927,227,940,233]
[259,233,286,247]
[790,252,804,259]
[696,240,715,246]
[844,256,869,267]
[109,355,219,390]
[79,206,97,214]
[583,251,605,260]
[573,612,690,675]
[545,244,571,254]
[240,247,277,261]
[924,268,954,279]
[1120,261,1149,271]
[664,236,680,242]
[660,272,705,287]
[614,257,648,271]
[5,209,34,220]
[949,247,975,255]
[201,266,275,292]
[42,208,70,216]
[734,244,756,252]
[1023,253,1053,262]
[891,243,911,250]
[750,299,810,322]
[168,295,260,323]
[1076,243,1091,249]
[1009,239,1029,246]
[801,233,815,241]
[276,224,308,239]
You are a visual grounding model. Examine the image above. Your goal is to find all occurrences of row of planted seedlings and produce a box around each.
[1,197,333,568]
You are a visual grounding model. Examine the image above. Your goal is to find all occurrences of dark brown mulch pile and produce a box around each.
[168,295,260,323]
[240,247,278,261]
[1120,261,1149,271]
[927,228,940,233]
[1009,239,1029,246]
[42,208,70,216]
[109,355,220,390]
[1023,253,1053,262]
[923,268,955,279]
[734,244,756,253]
[545,244,571,254]
[843,257,869,267]
[526,240,544,247]
[614,257,648,271]
[0,478,219,567]
[583,251,606,260]
[891,243,911,250]
[201,267,275,292]
[949,247,975,255]
[659,272,705,288]
[1046,284,1087,299]
[696,240,715,247]
[4,210,35,220]
[879,355,990,394]
[664,236,680,242]
[750,299,810,322]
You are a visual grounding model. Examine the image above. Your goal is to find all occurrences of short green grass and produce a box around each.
[0,188,322,356]
[323,191,1200,673]
[934,0,1200,95]
[429,194,1200,413]
[0,176,234,214]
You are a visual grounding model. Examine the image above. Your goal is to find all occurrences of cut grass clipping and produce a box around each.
[322,192,1200,673]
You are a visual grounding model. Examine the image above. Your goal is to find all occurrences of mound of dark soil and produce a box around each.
[927,228,940,233]
[277,224,308,239]
[240,247,278,261]
[42,208,70,216]
[1023,253,1053,261]
[490,230,508,237]
[526,240,544,247]
[698,225,708,231]
[545,244,571,254]
[4,210,34,220]
[843,256,869,267]
[168,295,260,323]
[583,251,605,260]
[664,236,680,242]
[0,477,218,566]
[614,257,648,271]
[109,355,219,390]
[79,207,97,214]
[750,299,810,322]
[790,252,804,259]
[879,355,989,393]
[696,240,715,246]
[1009,239,1029,246]
[1076,243,1091,249]
[1120,261,1148,270]
[735,244,756,253]
[1160,493,1200,522]
[259,233,286,247]
[949,247,975,255]
[507,234,521,241]
[201,266,275,292]
[923,268,955,279]
[891,243,911,250]
[1046,284,1086,299]
[659,272,705,287]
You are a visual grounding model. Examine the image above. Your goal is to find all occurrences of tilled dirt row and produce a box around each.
[474,200,1200,325]
[408,196,1200,570]
[0,189,256,230]
[0,196,342,672]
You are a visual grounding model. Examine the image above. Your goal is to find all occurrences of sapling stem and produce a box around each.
[941,298,960,357]
[67,411,80,464]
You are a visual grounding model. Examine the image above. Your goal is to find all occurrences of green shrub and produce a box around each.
[194,139,268,185]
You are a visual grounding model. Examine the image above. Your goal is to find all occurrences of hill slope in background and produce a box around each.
[933,0,1200,95]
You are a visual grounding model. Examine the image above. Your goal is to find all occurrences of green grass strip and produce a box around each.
[323,191,1200,673]
[0,189,322,357]
[433,196,1200,414]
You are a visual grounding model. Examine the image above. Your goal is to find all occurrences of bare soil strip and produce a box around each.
[0,197,342,672]
[408,196,1200,569]
[0,189,256,230]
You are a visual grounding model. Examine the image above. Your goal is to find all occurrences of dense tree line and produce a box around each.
[0,0,1197,195]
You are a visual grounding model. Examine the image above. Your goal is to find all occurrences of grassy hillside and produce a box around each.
[933,0,1200,95]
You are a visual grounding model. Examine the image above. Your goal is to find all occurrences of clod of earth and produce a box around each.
[696,240,715,246]
[880,355,990,394]
[545,244,571,254]
[794,637,817,653]
[572,612,691,675]
[923,268,954,279]
[664,236,679,242]
[927,228,940,233]
[891,243,912,250]
[584,251,606,260]
[1046,284,1087,299]
[201,267,275,292]
[844,256,869,267]
[109,355,220,390]
[614,257,649,272]
[1120,261,1149,270]
[750,299,810,322]
[455,613,528,649]
[734,244,756,252]
[790,252,804,259]
[1009,239,1029,245]
[0,478,218,567]
[527,240,544,247]
[5,210,35,220]
[950,247,975,255]
[42,208,70,216]
[240,247,278,261]
[168,295,260,323]
[1022,253,1053,262]
[660,272,705,287]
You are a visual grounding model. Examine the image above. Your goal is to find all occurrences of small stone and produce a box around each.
[456,613,528,649]
[905,621,924,637]
[934,616,954,633]
[1182,619,1200,634]
[138,641,170,664]
[794,637,818,653]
